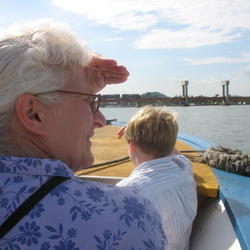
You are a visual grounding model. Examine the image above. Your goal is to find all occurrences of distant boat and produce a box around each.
[78,124,250,250]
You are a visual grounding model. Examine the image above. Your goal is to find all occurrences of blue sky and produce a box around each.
[1,0,250,97]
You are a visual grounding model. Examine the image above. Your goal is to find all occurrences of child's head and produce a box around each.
[126,106,178,158]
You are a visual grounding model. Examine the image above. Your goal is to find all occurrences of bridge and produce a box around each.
[101,96,250,106]
[101,80,250,106]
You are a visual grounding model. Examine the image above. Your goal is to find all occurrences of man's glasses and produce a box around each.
[34,90,101,113]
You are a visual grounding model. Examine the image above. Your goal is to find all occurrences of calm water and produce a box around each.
[100,105,250,155]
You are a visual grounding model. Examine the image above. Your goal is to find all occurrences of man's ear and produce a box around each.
[15,94,46,136]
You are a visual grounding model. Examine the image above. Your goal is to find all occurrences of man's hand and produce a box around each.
[85,53,129,93]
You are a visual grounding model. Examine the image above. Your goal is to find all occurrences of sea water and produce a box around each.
[100,105,250,155]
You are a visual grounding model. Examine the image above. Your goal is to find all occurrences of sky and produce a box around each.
[1,0,250,97]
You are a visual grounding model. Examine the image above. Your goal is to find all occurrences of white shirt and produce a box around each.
[117,154,197,250]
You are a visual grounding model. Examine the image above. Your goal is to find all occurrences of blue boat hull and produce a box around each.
[179,133,250,250]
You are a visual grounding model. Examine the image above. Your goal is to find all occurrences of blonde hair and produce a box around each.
[126,106,178,157]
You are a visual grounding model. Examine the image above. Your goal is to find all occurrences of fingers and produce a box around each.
[85,53,129,93]
[92,65,129,83]
[89,53,117,67]
[84,64,129,93]
[89,53,129,83]
[117,126,127,139]
[101,65,129,84]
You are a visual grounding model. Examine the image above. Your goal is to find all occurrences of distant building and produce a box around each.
[102,94,121,100]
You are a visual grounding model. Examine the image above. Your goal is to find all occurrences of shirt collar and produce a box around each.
[0,156,74,178]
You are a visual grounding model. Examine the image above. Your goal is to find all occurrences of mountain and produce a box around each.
[141,92,167,98]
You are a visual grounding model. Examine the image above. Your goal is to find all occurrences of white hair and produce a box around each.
[0,20,92,151]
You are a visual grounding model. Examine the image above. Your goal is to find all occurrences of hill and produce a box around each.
[141,92,167,98]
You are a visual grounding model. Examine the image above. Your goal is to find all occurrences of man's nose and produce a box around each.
[93,110,106,128]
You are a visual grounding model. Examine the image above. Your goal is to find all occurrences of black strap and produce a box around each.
[0,176,69,238]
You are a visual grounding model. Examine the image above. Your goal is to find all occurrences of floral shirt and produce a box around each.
[0,156,167,250]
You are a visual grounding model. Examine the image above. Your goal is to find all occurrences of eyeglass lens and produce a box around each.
[90,96,100,113]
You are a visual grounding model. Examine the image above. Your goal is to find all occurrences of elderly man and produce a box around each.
[0,21,167,249]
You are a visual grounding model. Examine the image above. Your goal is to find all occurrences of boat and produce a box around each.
[77,124,250,250]
[179,133,249,250]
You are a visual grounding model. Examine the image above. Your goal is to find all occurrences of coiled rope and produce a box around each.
[200,146,250,177]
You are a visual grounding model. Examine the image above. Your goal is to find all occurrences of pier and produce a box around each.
[101,80,250,107]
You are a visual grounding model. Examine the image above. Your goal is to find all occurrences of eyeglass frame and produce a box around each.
[33,90,101,113]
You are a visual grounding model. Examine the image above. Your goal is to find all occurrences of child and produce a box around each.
[116,106,197,250]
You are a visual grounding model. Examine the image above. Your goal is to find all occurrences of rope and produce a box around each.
[87,147,250,177]
[200,146,250,177]
[179,150,205,153]
[87,150,202,169]
[100,122,249,176]
[88,156,129,169]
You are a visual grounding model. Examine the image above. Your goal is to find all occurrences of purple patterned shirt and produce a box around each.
[0,156,167,250]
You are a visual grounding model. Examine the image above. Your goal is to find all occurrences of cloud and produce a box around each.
[166,76,222,85]
[53,0,250,48]
[53,0,159,30]
[181,53,250,65]
[98,13,159,31]
[134,28,242,49]
[239,65,250,77]
[103,36,124,42]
